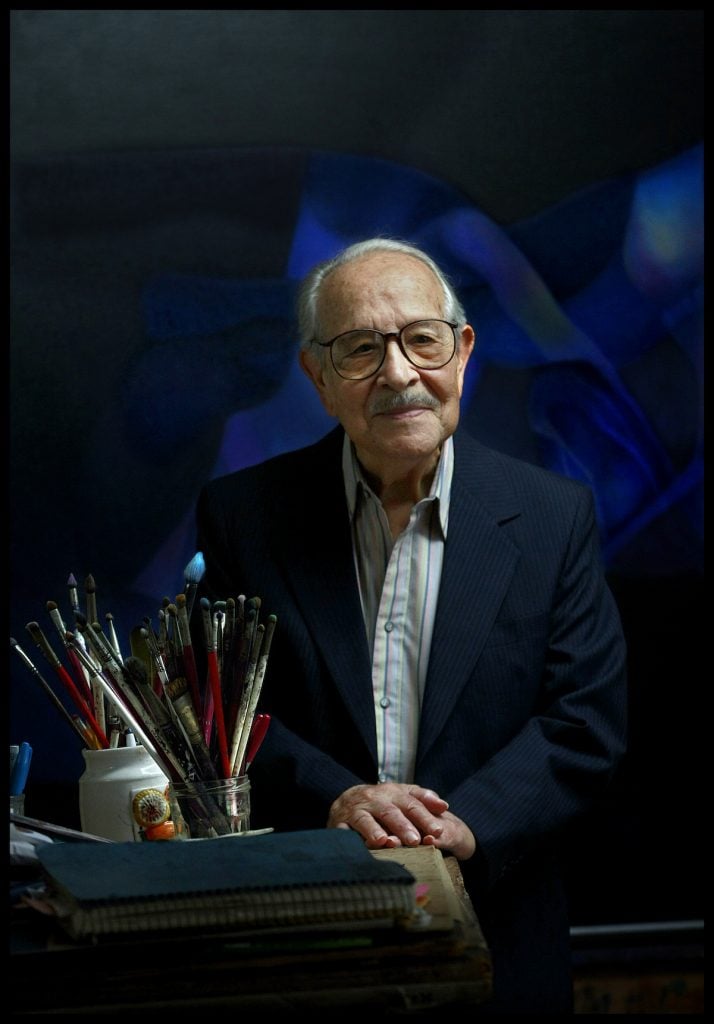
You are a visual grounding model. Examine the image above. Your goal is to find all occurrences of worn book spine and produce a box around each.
[64,881,417,938]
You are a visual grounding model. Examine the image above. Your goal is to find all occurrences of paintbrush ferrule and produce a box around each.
[105,612,122,660]
[139,627,170,686]
[46,601,68,638]
[200,597,215,652]
[84,574,98,624]
[25,621,62,667]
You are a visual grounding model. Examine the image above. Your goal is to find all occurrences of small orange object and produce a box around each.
[144,821,176,841]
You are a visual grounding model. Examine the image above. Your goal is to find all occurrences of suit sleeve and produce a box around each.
[447,487,627,889]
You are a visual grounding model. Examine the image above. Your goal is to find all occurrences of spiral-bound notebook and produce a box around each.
[36,828,418,940]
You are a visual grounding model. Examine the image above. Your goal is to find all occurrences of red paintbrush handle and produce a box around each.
[64,647,95,706]
[55,664,110,748]
[243,713,271,773]
[207,652,231,778]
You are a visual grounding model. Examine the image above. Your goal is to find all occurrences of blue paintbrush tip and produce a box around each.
[184,551,206,584]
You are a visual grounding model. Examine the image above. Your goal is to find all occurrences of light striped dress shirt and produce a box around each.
[342,432,453,783]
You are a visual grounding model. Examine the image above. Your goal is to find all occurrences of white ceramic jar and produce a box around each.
[79,745,169,841]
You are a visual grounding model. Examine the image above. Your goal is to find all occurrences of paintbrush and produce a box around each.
[174,594,203,723]
[243,712,272,773]
[104,612,123,661]
[158,599,181,679]
[231,615,276,777]
[102,612,125,727]
[24,621,110,748]
[225,601,257,742]
[84,574,98,626]
[200,596,231,778]
[71,620,109,740]
[73,715,103,749]
[141,617,167,696]
[223,596,237,670]
[213,599,227,685]
[10,638,100,748]
[47,598,105,738]
[139,624,171,692]
[45,600,94,706]
[164,601,182,680]
[223,593,245,719]
[218,596,238,714]
[165,676,218,781]
[156,608,171,677]
[183,550,205,621]
[228,621,264,775]
[66,573,80,617]
[158,599,170,644]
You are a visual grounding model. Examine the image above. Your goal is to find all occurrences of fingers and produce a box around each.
[416,787,450,814]
[353,806,401,846]
[374,802,424,845]
[422,812,477,861]
[331,819,395,849]
[328,783,449,848]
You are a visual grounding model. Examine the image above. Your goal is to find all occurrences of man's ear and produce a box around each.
[456,324,476,392]
[299,347,337,416]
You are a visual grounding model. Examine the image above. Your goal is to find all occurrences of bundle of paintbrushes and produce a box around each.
[10,554,275,790]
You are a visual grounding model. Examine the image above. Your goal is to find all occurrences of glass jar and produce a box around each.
[169,776,251,839]
[79,745,169,841]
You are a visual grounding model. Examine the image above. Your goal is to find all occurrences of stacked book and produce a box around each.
[35,828,446,941]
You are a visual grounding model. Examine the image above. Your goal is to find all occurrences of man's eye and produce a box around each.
[345,340,379,357]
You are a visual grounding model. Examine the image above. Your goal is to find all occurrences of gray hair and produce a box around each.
[297,237,467,352]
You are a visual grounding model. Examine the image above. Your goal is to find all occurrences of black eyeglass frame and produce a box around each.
[315,319,459,380]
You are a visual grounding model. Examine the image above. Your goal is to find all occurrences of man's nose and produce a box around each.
[376,337,420,388]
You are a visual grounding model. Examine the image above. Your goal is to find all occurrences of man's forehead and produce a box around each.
[320,253,441,306]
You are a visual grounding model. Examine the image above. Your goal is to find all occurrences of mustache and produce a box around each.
[368,388,440,416]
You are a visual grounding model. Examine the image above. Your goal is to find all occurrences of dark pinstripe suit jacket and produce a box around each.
[196,425,627,1012]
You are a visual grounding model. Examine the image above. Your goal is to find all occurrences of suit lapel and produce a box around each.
[274,429,378,762]
[417,436,521,764]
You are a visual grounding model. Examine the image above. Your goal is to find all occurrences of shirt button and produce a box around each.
[385,621,394,632]
[379,697,390,709]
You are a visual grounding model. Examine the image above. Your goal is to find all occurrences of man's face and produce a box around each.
[300,253,475,478]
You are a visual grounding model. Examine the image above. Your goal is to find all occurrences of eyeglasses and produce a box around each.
[316,319,458,381]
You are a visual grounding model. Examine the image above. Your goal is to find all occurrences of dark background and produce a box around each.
[10,10,703,929]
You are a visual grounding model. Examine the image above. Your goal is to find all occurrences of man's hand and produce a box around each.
[327,782,476,860]
[421,810,476,861]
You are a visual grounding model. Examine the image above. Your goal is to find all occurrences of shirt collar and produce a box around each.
[342,431,454,536]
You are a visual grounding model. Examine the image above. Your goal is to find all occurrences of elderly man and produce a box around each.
[196,238,627,1013]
